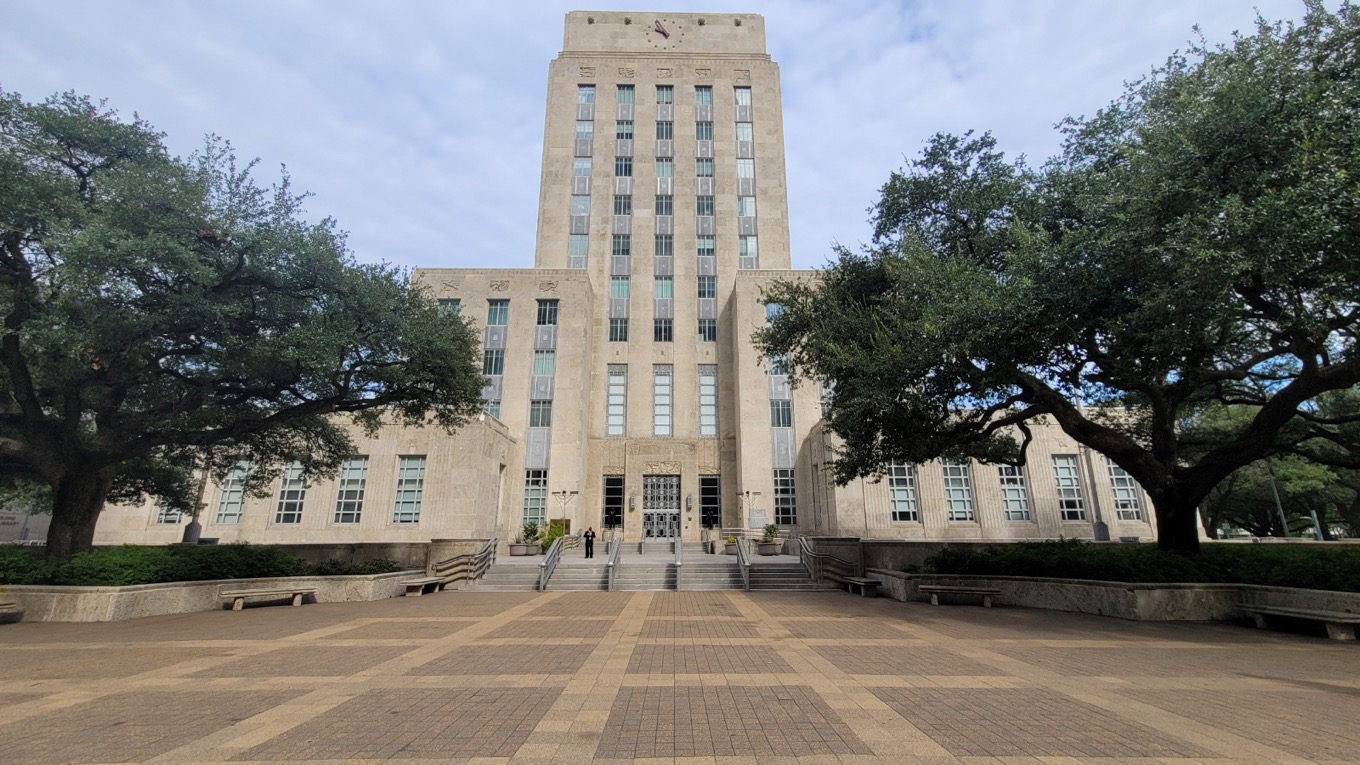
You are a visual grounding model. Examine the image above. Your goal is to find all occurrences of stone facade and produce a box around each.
[93,11,1157,549]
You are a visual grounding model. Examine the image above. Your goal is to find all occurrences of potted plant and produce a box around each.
[757,524,781,556]
[509,522,540,555]
[724,535,739,555]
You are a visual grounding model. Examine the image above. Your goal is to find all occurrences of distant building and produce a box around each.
[95,12,1157,548]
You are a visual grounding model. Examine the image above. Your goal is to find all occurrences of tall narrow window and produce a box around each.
[739,235,757,260]
[653,365,673,436]
[482,348,505,376]
[523,470,547,525]
[155,500,182,525]
[606,365,627,435]
[773,469,796,525]
[529,400,553,427]
[695,85,713,105]
[656,120,673,140]
[735,122,753,141]
[608,318,629,342]
[998,465,1032,521]
[616,120,633,140]
[700,475,722,528]
[696,275,716,298]
[737,196,757,217]
[696,196,715,216]
[486,300,509,326]
[616,84,635,104]
[736,159,755,178]
[610,276,630,299]
[734,86,751,106]
[392,456,425,524]
[697,318,717,342]
[614,156,633,176]
[770,400,792,428]
[485,400,501,419]
[214,463,248,524]
[274,462,306,524]
[655,157,673,177]
[536,299,558,326]
[532,349,556,376]
[578,84,596,103]
[696,235,715,257]
[1052,455,1086,520]
[698,365,718,436]
[942,460,976,521]
[765,303,783,322]
[612,234,631,257]
[655,84,673,104]
[571,195,590,215]
[1108,460,1143,521]
[655,195,673,216]
[887,462,919,522]
[575,121,594,140]
[654,234,673,258]
[603,475,625,528]
[696,158,714,177]
[573,158,591,176]
[654,275,673,298]
[333,457,368,523]
[613,195,632,216]
[695,121,714,141]
[653,318,673,342]
[569,234,589,264]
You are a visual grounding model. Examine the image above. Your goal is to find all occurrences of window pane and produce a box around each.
[523,469,547,525]
[695,158,714,177]
[655,85,673,104]
[213,463,248,525]
[653,365,673,435]
[695,121,713,141]
[656,120,673,140]
[570,195,590,216]
[654,275,673,298]
[655,157,673,177]
[739,235,757,259]
[697,235,715,257]
[573,158,591,176]
[486,300,509,326]
[609,318,629,342]
[482,348,505,376]
[613,195,632,216]
[606,365,627,435]
[696,196,714,216]
[274,462,306,524]
[734,87,751,106]
[698,318,717,342]
[616,120,633,139]
[612,234,631,257]
[998,465,1031,521]
[616,84,634,104]
[735,122,753,141]
[614,156,633,176]
[1052,455,1086,520]
[888,462,919,522]
[333,457,368,523]
[532,349,556,376]
[738,196,757,217]
[695,86,713,105]
[576,121,594,138]
[736,159,755,178]
[529,400,553,427]
[610,276,629,299]
[655,234,673,258]
[699,366,718,436]
[697,275,716,298]
[773,469,796,525]
[578,84,595,104]
[942,460,975,521]
[392,456,426,524]
[770,399,792,428]
[536,300,558,326]
[653,318,673,342]
[655,194,673,216]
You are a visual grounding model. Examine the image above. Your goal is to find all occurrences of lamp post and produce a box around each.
[551,490,578,533]
[737,490,762,533]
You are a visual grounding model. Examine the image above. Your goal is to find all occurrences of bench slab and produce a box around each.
[0,602,22,625]
[919,584,1001,608]
[220,587,317,611]
[1246,605,1360,640]
[843,577,882,597]
[402,577,447,596]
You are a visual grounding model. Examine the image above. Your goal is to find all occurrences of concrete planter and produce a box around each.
[757,542,781,556]
[508,544,534,556]
[724,544,738,555]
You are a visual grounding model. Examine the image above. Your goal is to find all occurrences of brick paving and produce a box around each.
[0,590,1356,764]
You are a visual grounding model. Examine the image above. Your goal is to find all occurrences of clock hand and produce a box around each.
[654,20,670,38]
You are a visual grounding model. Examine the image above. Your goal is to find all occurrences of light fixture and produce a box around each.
[686,494,693,509]
[629,494,636,510]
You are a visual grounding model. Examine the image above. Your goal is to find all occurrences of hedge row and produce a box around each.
[0,544,402,586]
[922,540,1360,593]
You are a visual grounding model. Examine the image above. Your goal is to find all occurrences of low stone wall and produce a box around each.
[272,542,430,569]
[0,570,419,623]
[865,569,1360,621]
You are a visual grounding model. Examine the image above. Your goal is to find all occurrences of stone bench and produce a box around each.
[0,601,23,624]
[843,576,882,597]
[220,587,316,611]
[919,584,1001,607]
[401,577,448,596]
[1245,604,1360,641]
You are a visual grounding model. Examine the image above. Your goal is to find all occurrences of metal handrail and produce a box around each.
[606,537,621,592]
[673,535,683,591]
[798,536,856,584]
[735,533,752,591]
[538,536,564,591]
[430,537,498,586]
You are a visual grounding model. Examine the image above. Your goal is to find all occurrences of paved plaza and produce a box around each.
[0,591,1357,764]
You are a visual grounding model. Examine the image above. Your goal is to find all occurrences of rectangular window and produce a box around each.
[616,84,635,104]
[736,159,755,178]
[998,465,1032,521]
[819,379,834,418]
[653,365,673,435]
[608,318,629,342]
[653,318,673,343]
[614,156,633,176]
[536,299,558,326]
[700,475,722,528]
[739,235,757,259]
[697,275,716,298]
[655,194,673,216]
[695,86,713,105]
[655,157,673,177]
[332,457,368,524]
[437,298,460,317]
[576,121,594,139]
[606,365,627,435]
[532,349,556,376]
[573,158,592,176]
[486,299,509,326]
[696,235,715,257]
[698,365,718,436]
[571,195,590,216]
[1108,460,1143,521]
[1053,455,1087,521]
[887,462,919,522]
[766,354,788,375]
[569,234,589,264]
[942,460,976,521]
[482,348,504,376]
[654,275,673,298]
[734,86,751,106]
[616,120,633,140]
[765,303,783,322]
[274,462,306,524]
[613,195,632,216]
[612,233,631,258]
[738,196,757,217]
[696,121,713,141]
[655,84,673,104]
[770,399,793,428]
[529,400,553,427]
[484,399,501,419]
[656,120,673,140]
[213,463,248,524]
[610,276,630,299]
[391,456,426,524]
[523,469,547,525]
[603,475,625,528]
[698,318,717,342]
[735,122,753,141]
[154,500,182,525]
[773,469,796,525]
[578,84,596,104]
[696,158,714,177]
[655,234,673,258]
[696,196,715,216]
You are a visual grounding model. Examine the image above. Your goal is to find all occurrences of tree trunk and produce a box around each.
[44,471,114,561]
[1150,493,1202,554]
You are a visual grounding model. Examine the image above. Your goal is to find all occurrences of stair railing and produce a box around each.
[673,536,683,591]
[429,537,498,587]
[735,532,752,591]
[606,537,621,592]
[538,536,564,591]
[798,535,855,585]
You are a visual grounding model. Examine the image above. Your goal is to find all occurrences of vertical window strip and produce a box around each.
[998,465,1031,521]
[486,300,509,326]
[333,457,368,523]
[602,475,625,528]
[274,462,306,524]
[532,349,556,376]
[700,475,722,528]
[536,299,558,326]
[523,469,548,525]
[698,365,718,436]
[653,365,673,436]
[888,462,918,522]
[773,469,796,525]
[942,460,975,521]
[1052,455,1087,520]
[1108,460,1143,521]
[392,456,426,524]
[606,365,627,436]
[214,463,248,524]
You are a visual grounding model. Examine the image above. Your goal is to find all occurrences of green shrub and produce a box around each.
[922,540,1360,592]
[310,558,403,576]
[0,545,54,584]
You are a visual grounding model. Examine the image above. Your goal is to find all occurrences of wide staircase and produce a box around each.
[460,564,540,592]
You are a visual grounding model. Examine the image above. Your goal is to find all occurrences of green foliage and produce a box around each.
[0,545,54,584]
[757,5,1360,553]
[515,522,541,545]
[541,519,567,549]
[0,90,485,559]
[725,535,738,545]
[923,540,1360,592]
[309,558,402,576]
[761,524,780,543]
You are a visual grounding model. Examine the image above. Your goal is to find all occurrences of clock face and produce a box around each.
[645,18,685,50]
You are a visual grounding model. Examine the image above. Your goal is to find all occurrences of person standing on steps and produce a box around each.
[583,527,596,559]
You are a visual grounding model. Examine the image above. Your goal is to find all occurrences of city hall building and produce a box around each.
[93,12,1158,548]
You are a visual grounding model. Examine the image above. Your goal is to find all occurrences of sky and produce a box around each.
[6,0,1315,271]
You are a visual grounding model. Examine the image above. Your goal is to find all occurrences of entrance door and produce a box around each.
[642,475,680,539]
